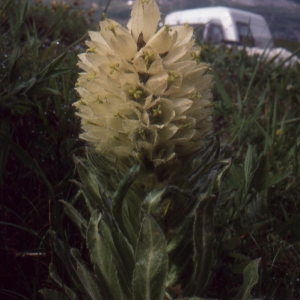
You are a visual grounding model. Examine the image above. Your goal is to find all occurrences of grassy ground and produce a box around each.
[1,0,300,299]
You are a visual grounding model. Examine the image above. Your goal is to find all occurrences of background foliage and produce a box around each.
[1,0,300,299]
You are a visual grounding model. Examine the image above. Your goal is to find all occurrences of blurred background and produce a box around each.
[44,0,300,46]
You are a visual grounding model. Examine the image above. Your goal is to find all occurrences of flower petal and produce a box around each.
[100,19,137,61]
[127,0,160,43]
[146,26,178,54]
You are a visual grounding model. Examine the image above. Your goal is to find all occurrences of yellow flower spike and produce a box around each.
[75,0,213,166]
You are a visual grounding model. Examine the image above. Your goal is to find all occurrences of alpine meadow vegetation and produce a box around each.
[1,0,300,299]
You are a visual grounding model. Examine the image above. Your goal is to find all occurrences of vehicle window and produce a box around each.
[236,22,255,47]
[206,24,224,43]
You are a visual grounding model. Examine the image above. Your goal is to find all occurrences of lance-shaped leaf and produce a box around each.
[233,258,260,300]
[49,231,82,290]
[132,213,168,300]
[142,186,193,221]
[86,210,125,300]
[98,216,134,299]
[248,153,268,193]
[142,188,167,218]
[191,195,216,295]
[208,159,232,195]
[39,51,68,81]
[244,145,254,187]
[112,164,140,245]
[75,156,110,213]
[60,200,88,238]
[70,248,103,300]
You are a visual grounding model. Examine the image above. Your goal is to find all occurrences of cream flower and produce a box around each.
[74,0,213,167]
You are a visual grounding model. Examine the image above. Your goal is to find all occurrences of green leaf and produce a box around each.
[226,163,243,189]
[39,67,71,81]
[30,87,61,96]
[70,248,103,300]
[75,156,110,213]
[214,75,239,123]
[247,154,268,192]
[132,213,168,300]
[7,77,37,97]
[39,51,68,81]
[258,172,289,190]
[112,164,140,244]
[86,210,125,300]
[232,261,252,274]
[166,218,191,254]
[244,145,254,186]
[145,187,194,263]
[208,159,232,194]
[97,217,134,298]
[142,188,166,217]
[191,195,216,295]
[60,200,88,238]
[49,231,82,290]
[233,258,260,300]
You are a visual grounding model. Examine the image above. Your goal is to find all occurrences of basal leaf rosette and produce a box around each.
[74,0,213,168]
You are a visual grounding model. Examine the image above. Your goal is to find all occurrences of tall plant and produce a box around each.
[40,1,259,299]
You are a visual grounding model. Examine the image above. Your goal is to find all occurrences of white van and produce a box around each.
[164,6,273,48]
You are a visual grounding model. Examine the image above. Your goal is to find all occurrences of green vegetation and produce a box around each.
[201,44,300,298]
[1,0,300,299]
